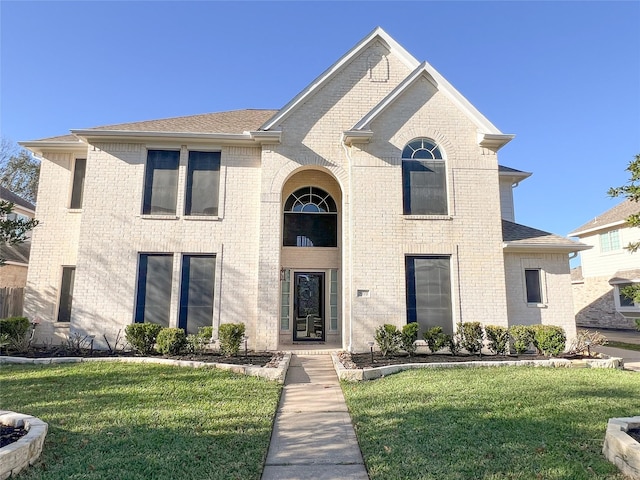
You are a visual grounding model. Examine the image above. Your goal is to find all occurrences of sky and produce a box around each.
[1,1,639,251]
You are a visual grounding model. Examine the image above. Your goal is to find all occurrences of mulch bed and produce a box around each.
[1,348,281,367]
[340,351,592,369]
[0,424,27,448]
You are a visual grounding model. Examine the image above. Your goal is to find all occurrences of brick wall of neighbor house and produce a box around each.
[504,252,577,342]
[24,152,82,344]
[573,277,637,330]
[0,265,28,288]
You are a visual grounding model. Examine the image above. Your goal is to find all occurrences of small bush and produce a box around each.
[186,326,214,354]
[446,333,462,356]
[156,328,187,355]
[636,318,640,331]
[374,324,401,357]
[401,323,419,356]
[218,323,245,356]
[485,325,509,355]
[0,317,31,353]
[509,325,533,355]
[125,323,162,355]
[459,322,484,355]
[423,326,448,353]
[567,329,608,355]
[530,325,566,357]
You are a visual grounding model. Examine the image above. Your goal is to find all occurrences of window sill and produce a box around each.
[403,214,453,221]
[67,208,83,213]
[140,215,179,220]
[53,322,70,328]
[183,215,221,222]
[527,303,547,309]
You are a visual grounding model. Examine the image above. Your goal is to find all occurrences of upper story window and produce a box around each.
[185,151,220,216]
[283,187,337,247]
[142,150,179,215]
[401,138,447,215]
[600,230,621,252]
[70,158,86,209]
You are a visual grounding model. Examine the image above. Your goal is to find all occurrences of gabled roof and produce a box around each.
[502,220,590,253]
[609,268,640,285]
[261,27,419,132]
[0,186,35,213]
[344,60,514,150]
[569,199,637,237]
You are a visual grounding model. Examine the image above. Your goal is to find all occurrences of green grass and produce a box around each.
[1,362,282,480]
[342,367,640,480]
[606,340,640,352]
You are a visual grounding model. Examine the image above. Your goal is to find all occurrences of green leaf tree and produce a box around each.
[608,153,640,304]
[0,201,38,265]
[0,137,40,203]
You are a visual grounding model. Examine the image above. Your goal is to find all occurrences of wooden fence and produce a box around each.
[0,287,24,318]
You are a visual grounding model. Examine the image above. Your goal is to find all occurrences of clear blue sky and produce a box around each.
[1,1,639,245]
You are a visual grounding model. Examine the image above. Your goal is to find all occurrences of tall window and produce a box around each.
[283,187,337,247]
[135,254,173,327]
[600,230,621,252]
[185,151,220,216]
[142,150,179,215]
[401,138,447,215]
[405,256,452,334]
[524,269,543,304]
[57,266,76,322]
[70,158,86,209]
[179,255,215,335]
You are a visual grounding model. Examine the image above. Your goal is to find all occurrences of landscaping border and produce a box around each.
[603,416,640,479]
[0,411,48,480]
[331,353,624,381]
[0,353,292,383]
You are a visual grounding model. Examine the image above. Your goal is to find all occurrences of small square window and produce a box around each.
[600,230,621,252]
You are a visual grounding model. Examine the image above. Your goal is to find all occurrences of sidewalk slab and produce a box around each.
[262,464,369,480]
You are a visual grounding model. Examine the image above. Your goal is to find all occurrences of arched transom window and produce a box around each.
[283,187,337,247]
[401,138,447,215]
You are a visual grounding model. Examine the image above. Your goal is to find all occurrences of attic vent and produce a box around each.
[368,52,389,83]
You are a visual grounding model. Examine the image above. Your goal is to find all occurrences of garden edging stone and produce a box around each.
[0,411,48,480]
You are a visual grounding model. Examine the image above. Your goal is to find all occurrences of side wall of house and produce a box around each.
[579,226,640,278]
[572,277,638,330]
[504,252,577,343]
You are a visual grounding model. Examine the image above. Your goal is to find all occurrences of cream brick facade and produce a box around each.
[22,28,583,351]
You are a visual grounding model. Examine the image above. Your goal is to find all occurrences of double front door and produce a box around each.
[293,272,325,341]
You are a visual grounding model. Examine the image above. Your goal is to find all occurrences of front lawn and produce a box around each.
[1,362,282,480]
[342,367,639,480]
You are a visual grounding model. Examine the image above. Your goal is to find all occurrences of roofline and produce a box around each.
[569,220,628,237]
[3,260,28,267]
[19,139,87,156]
[260,26,420,131]
[499,169,532,181]
[70,129,280,145]
[503,242,592,253]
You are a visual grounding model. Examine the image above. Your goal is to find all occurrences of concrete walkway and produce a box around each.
[261,354,369,480]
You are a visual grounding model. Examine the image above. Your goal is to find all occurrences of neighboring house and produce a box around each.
[569,199,640,330]
[20,27,587,351]
[0,186,35,288]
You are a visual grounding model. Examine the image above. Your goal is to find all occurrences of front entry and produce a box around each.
[293,272,325,341]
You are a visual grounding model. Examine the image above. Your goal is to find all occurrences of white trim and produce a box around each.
[569,220,628,237]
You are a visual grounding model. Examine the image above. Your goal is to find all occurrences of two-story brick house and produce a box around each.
[20,28,587,351]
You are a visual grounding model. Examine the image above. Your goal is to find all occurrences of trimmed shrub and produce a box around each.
[125,323,162,355]
[485,325,509,355]
[186,326,214,354]
[636,318,640,331]
[156,328,187,355]
[423,326,448,353]
[0,317,31,352]
[530,325,566,357]
[218,323,245,356]
[459,322,484,355]
[374,324,401,357]
[509,325,533,355]
[401,323,419,356]
[446,333,462,356]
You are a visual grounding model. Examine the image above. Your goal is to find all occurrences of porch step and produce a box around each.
[283,348,342,355]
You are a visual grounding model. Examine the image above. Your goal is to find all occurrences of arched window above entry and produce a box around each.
[283,187,337,247]
[401,138,447,215]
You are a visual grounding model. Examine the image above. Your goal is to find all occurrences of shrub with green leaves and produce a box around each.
[374,324,401,357]
[509,325,533,355]
[636,318,640,331]
[423,326,448,353]
[446,333,461,356]
[156,327,187,355]
[186,326,214,354]
[124,323,162,355]
[400,323,419,356]
[459,321,484,355]
[485,325,509,355]
[530,324,566,357]
[0,316,31,352]
[218,323,245,356]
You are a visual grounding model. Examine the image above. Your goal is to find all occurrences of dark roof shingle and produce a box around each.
[0,186,35,211]
[570,199,637,236]
[502,220,586,249]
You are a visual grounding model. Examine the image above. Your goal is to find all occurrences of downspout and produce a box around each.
[341,139,354,352]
